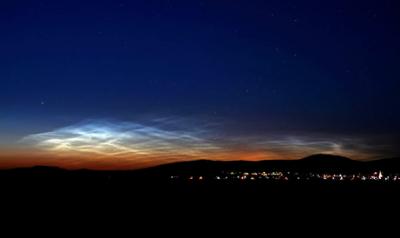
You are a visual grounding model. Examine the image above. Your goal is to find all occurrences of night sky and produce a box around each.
[1,0,399,169]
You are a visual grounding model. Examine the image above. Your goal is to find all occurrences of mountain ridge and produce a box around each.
[1,154,399,173]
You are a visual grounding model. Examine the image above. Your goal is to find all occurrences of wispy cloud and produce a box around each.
[22,119,221,165]
[19,118,397,168]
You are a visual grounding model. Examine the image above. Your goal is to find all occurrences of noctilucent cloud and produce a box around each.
[1,0,399,169]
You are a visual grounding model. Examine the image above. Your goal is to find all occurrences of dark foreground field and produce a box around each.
[1,155,400,213]
[1,171,399,225]
[1,166,399,202]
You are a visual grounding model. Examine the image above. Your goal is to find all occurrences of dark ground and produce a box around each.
[1,155,400,219]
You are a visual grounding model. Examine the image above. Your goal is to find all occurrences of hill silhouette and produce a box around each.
[2,154,400,175]
[300,154,354,162]
[1,154,400,187]
[141,154,372,175]
[1,154,400,204]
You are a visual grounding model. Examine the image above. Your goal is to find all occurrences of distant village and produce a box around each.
[169,170,400,183]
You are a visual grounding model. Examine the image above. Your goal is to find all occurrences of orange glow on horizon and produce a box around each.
[0,148,368,170]
[0,120,373,170]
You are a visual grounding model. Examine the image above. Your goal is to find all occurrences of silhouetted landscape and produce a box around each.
[3,1,400,218]
[2,154,400,215]
[2,154,400,194]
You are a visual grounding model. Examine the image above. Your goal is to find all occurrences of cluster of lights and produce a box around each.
[170,171,400,182]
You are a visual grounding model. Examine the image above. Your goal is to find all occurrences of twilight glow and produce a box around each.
[1,1,399,169]
[0,119,389,169]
